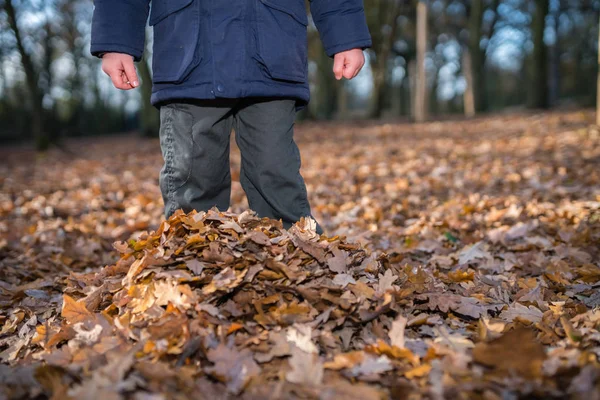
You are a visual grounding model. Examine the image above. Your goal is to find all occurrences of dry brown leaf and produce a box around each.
[473,327,546,379]
[286,345,324,385]
[206,343,261,394]
[61,295,92,324]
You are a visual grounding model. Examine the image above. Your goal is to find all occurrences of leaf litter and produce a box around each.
[1,111,600,399]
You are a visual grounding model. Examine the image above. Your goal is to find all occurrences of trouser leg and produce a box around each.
[232,98,324,234]
[158,100,235,218]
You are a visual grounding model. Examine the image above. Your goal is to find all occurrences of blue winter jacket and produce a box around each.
[90,0,372,107]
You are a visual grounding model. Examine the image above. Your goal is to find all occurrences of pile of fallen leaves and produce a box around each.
[2,208,391,398]
[1,111,600,399]
[2,206,600,399]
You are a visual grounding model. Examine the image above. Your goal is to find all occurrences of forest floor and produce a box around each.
[1,110,599,399]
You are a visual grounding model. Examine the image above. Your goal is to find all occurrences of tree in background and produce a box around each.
[307,26,340,120]
[529,0,549,109]
[368,0,402,118]
[466,0,500,114]
[415,0,428,122]
[0,0,145,148]
[446,0,500,116]
[3,0,47,149]
[0,0,599,148]
[59,0,88,136]
[462,45,476,117]
[467,0,485,113]
[138,52,159,138]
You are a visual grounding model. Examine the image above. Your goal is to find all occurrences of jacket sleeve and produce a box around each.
[309,0,372,57]
[90,0,150,62]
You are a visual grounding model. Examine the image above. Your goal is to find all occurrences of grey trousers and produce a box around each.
[158,97,324,235]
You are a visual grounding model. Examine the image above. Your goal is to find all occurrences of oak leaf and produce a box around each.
[286,345,324,385]
[473,327,546,379]
[61,295,92,324]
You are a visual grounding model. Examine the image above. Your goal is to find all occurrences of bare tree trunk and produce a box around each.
[549,3,560,107]
[468,0,485,113]
[42,20,61,143]
[336,80,348,119]
[397,54,414,117]
[429,68,438,116]
[529,0,550,109]
[61,0,84,135]
[138,55,160,137]
[597,13,600,125]
[4,0,48,150]
[415,1,428,123]
[0,46,7,111]
[307,25,338,121]
[462,47,475,118]
[317,47,338,120]
[41,22,53,94]
[371,0,401,118]
[408,59,416,119]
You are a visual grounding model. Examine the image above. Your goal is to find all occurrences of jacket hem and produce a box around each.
[150,82,310,110]
[90,43,143,62]
[325,38,373,58]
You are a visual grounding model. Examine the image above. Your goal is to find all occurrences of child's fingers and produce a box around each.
[343,59,360,79]
[343,66,354,79]
[333,54,345,80]
[347,57,366,79]
[102,63,128,90]
[352,59,365,79]
[107,68,130,90]
[122,61,140,88]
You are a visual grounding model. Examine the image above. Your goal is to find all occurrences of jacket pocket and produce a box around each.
[150,0,201,83]
[254,0,308,83]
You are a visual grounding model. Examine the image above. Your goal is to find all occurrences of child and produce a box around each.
[91,0,371,235]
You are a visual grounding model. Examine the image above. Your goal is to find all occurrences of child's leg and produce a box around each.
[232,98,324,235]
[158,100,235,218]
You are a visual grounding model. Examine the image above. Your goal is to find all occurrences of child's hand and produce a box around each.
[101,53,140,90]
[333,49,365,80]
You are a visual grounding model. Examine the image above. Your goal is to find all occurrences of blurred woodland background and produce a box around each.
[0,0,598,150]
